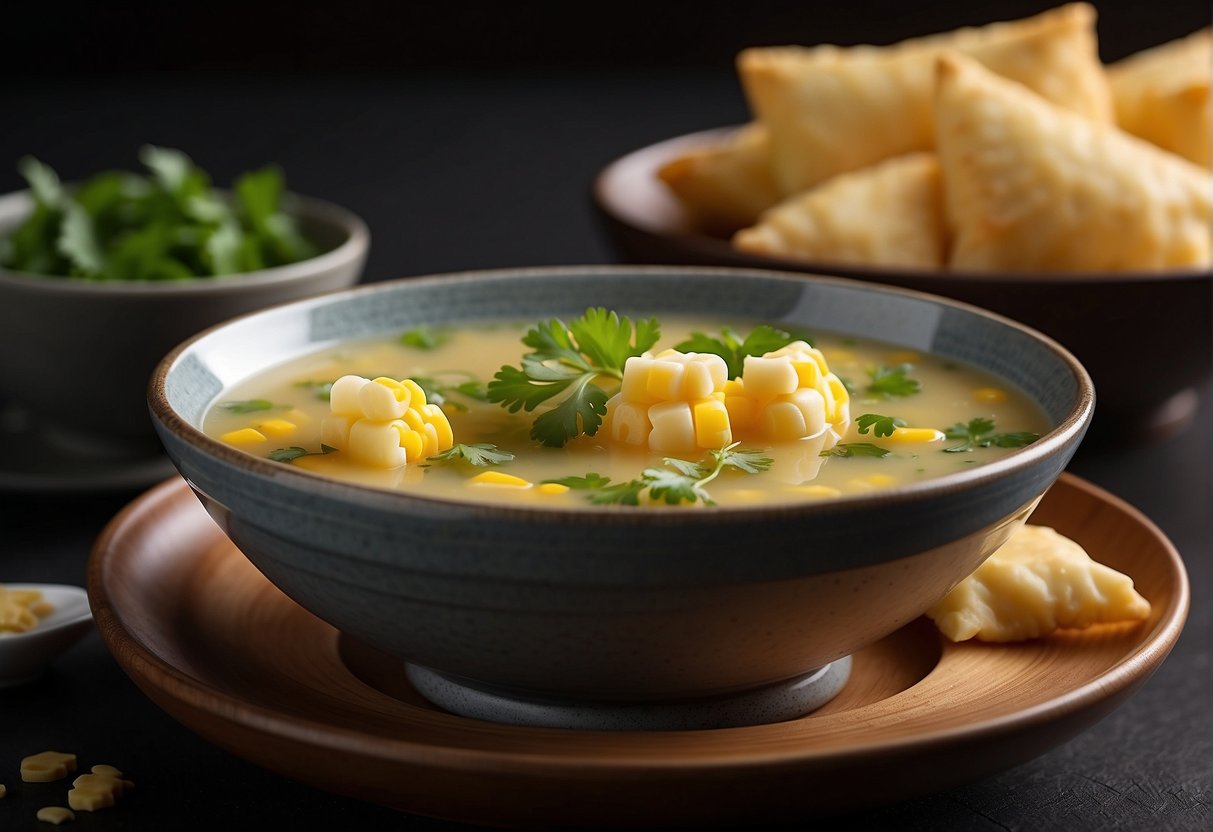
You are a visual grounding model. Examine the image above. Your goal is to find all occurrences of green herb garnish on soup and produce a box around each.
[202,311,1050,508]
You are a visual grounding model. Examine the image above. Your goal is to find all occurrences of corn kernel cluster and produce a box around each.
[602,341,851,453]
[0,585,54,634]
[320,375,455,468]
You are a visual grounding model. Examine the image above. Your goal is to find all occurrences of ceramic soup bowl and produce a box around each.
[148,266,1093,730]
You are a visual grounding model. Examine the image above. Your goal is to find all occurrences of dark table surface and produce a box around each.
[1,62,1210,831]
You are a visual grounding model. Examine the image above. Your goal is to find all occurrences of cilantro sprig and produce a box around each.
[865,364,921,398]
[423,443,515,467]
[0,147,317,281]
[943,418,1040,453]
[855,413,907,438]
[486,308,660,447]
[821,442,892,459]
[547,443,773,507]
[673,325,801,380]
[268,444,335,463]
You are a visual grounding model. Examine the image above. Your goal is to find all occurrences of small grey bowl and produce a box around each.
[148,265,1093,729]
[0,188,369,457]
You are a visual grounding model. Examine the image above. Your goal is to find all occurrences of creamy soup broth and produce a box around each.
[202,317,1050,508]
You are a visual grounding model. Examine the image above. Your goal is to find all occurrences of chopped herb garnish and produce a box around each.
[268,444,335,463]
[219,399,277,414]
[400,326,451,351]
[673,325,800,380]
[486,308,660,447]
[551,442,772,507]
[424,443,515,467]
[0,147,317,281]
[293,379,335,401]
[412,373,488,412]
[855,413,907,438]
[821,442,892,459]
[943,418,1041,453]
[865,363,921,398]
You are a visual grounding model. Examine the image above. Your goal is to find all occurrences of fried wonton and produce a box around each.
[656,123,783,236]
[933,52,1213,272]
[1108,27,1212,168]
[736,2,1110,194]
[732,152,945,269]
[927,524,1151,642]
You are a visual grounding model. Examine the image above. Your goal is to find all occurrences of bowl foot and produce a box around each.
[404,657,852,731]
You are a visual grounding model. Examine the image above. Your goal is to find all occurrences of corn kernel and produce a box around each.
[348,420,408,468]
[791,359,821,389]
[682,360,717,400]
[887,427,946,444]
[761,400,809,441]
[609,399,651,445]
[693,398,732,449]
[220,428,266,445]
[422,404,454,451]
[742,355,799,397]
[620,356,655,402]
[320,415,352,450]
[393,425,425,462]
[469,471,532,487]
[359,378,410,420]
[402,379,428,408]
[973,387,1008,404]
[865,473,898,487]
[537,482,570,495]
[646,359,686,400]
[788,388,826,436]
[789,484,842,499]
[647,401,696,454]
[420,422,441,458]
[36,807,75,825]
[402,408,426,433]
[256,419,297,439]
[328,375,369,417]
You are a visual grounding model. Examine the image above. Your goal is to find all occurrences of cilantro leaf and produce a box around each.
[865,364,921,398]
[424,443,515,467]
[821,442,892,458]
[487,309,660,447]
[673,324,798,380]
[855,413,907,438]
[943,418,1040,453]
[268,444,335,463]
[293,379,334,401]
[559,442,770,508]
[0,150,319,281]
[400,325,451,350]
[219,399,278,414]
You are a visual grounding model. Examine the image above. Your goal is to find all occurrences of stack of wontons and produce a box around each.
[657,3,1213,272]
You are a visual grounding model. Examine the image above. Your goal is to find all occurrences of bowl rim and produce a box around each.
[592,123,1213,286]
[149,264,1096,523]
[0,187,370,297]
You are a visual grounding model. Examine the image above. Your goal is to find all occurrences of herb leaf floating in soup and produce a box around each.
[864,363,922,398]
[0,147,317,281]
[203,311,1052,508]
[486,308,661,447]
[943,417,1040,453]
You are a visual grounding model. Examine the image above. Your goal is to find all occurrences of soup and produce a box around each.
[202,311,1050,508]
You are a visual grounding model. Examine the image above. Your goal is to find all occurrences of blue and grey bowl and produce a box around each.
[148,266,1093,727]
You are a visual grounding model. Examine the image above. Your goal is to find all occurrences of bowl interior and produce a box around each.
[160,265,1088,447]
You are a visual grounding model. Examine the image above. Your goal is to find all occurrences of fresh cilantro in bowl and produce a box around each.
[0,145,319,281]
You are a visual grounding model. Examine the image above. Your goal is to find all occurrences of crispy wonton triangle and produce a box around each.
[656,123,783,236]
[927,524,1151,642]
[934,52,1213,272]
[737,2,1110,194]
[1108,27,1212,168]
[731,152,945,268]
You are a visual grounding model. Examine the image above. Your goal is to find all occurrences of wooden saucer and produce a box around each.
[87,473,1188,828]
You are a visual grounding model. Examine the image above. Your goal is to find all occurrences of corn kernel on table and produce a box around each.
[1,22,1210,832]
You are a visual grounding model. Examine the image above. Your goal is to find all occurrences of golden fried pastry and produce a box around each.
[736,2,1110,194]
[933,52,1213,272]
[1108,27,1212,168]
[656,123,783,236]
[927,524,1151,642]
[732,152,946,268]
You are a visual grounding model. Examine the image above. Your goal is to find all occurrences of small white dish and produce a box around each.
[0,584,94,687]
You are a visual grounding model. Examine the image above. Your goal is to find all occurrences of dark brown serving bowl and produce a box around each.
[592,126,1213,447]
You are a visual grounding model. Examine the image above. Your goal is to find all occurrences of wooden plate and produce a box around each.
[88,473,1188,828]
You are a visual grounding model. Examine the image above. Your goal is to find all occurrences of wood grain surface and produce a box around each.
[87,473,1188,829]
